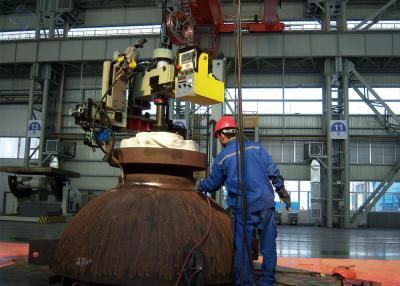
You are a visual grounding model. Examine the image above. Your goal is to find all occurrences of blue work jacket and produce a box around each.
[199,139,284,213]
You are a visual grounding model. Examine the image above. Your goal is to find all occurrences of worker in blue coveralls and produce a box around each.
[196,115,291,286]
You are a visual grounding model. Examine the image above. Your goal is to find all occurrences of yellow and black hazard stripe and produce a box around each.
[38,215,66,224]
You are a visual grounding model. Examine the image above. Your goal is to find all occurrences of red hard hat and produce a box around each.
[214,116,237,138]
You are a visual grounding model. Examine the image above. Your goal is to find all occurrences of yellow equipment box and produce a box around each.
[174,52,224,105]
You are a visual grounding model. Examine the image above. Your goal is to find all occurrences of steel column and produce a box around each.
[38,64,51,166]
[24,63,38,166]
[325,59,333,228]
[352,0,399,31]
[49,11,56,39]
[63,21,70,38]
[35,0,42,39]
[55,67,65,134]
[323,0,331,32]
[210,103,224,205]
[339,0,347,32]
[342,59,350,228]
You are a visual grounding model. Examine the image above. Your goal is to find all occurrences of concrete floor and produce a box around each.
[0,221,399,260]
[0,222,399,285]
[276,226,400,260]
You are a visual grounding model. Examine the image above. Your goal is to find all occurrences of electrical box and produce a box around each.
[304,142,324,159]
[174,48,224,105]
[56,0,73,11]
[46,139,60,154]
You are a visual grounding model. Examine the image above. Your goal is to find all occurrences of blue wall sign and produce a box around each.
[27,120,42,137]
[330,120,348,139]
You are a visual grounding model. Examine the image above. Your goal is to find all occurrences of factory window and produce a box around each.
[225,88,322,115]
[275,180,311,211]
[283,20,400,31]
[262,140,306,164]
[0,137,39,159]
[349,88,400,115]
[0,137,19,158]
[350,182,400,212]
[221,87,399,115]
[0,25,160,41]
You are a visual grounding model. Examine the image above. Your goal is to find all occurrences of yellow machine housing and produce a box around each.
[140,48,175,97]
[140,65,175,97]
[100,60,127,128]
[174,51,224,105]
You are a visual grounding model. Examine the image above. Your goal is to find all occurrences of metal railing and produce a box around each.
[0,25,160,41]
[2,20,400,41]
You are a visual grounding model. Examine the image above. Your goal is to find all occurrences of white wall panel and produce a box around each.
[64,76,102,89]
[69,176,118,191]
[350,165,400,181]
[366,33,393,56]
[311,34,337,56]
[0,78,30,90]
[284,34,311,57]
[83,89,101,100]
[74,142,104,161]
[61,103,77,116]
[0,105,28,136]
[106,39,131,58]
[37,41,60,62]
[84,7,162,26]
[61,117,78,129]
[394,33,400,55]
[60,40,83,61]
[63,89,83,102]
[278,163,309,180]
[62,161,119,177]
[0,43,16,63]
[15,42,37,63]
[83,39,106,60]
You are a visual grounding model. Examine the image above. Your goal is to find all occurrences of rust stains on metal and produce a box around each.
[51,148,233,285]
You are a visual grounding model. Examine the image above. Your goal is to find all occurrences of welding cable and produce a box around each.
[91,72,123,130]
[173,195,213,286]
[233,0,256,284]
[188,269,201,284]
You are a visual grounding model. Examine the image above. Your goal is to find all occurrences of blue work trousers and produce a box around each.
[233,208,277,286]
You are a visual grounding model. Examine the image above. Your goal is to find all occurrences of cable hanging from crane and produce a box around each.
[233,0,257,285]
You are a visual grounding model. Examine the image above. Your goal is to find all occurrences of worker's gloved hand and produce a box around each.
[195,179,206,194]
[277,188,291,211]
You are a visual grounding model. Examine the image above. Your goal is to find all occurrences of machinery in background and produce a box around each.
[188,0,284,33]
[140,47,176,130]
[72,42,225,159]
[71,0,232,160]
[0,166,80,217]
[72,39,149,153]
[72,0,285,140]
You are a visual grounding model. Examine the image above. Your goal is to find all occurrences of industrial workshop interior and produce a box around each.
[0,0,400,285]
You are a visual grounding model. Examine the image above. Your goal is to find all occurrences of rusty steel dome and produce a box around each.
[51,147,234,285]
